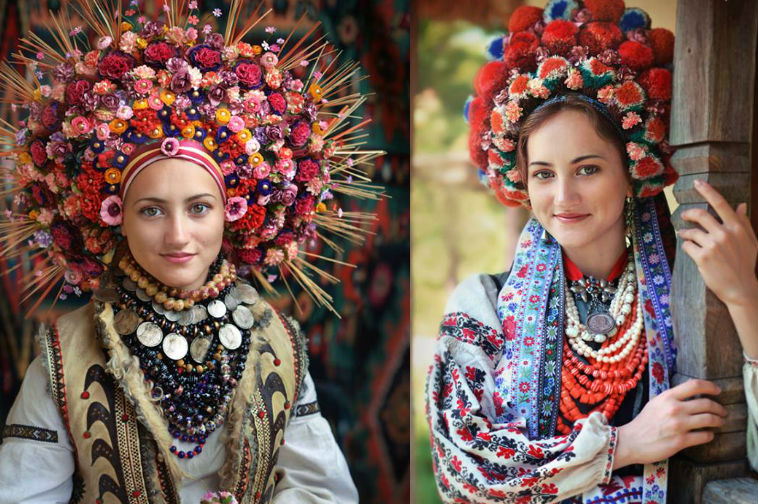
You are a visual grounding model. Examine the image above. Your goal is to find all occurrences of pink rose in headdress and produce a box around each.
[98,52,135,80]
[295,158,320,182]
[29,139,48,167]
[289,121,310,147]
[234,61,263,88]
[65,80,92,107]
[144,42,177,67]
[41,102,62,130]
[294,195,315,217]
[268,93,286,115]
[99,195,123,226]
[189,45,222,71]
[224,196,248,222]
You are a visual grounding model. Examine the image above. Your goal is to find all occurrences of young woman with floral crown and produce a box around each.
[0,1,382,502]
[426,1,758,503]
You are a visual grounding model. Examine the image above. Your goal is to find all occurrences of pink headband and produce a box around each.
[120,138,227,203]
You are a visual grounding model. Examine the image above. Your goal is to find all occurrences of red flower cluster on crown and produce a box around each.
[1,0,379,304]
[466,0,677,207]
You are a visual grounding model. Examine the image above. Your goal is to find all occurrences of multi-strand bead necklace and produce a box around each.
[557,251,648,435]
[110,254,259,459]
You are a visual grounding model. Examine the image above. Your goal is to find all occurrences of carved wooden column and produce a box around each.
[668,0,758,502]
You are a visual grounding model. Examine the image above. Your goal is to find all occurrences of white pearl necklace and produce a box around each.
[564,257,643,363]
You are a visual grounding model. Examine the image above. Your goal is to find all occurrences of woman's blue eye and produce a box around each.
[578,165,599,176]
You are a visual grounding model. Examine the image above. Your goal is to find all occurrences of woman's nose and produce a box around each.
[555,176,579,205]
[165,214,190,247]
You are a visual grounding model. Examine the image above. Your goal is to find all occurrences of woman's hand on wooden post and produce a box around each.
[612,379,726,470]
[678,179,758,358]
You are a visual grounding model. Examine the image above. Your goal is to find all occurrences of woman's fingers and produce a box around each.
[680,207,723,234]
[680,430,716,450]
[668,379,721,401]
[677,228,710,248]
[682,397,728,417]
[684,412,726,431]
[692,179,739,228]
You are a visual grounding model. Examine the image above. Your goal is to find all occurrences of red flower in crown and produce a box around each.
[98,51,134,80]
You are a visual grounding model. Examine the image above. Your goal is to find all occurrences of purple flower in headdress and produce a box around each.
[207,85,226,106]
[568,45,589,65]
[141,21,166,39]
[237,163,254,178]
[81,91,100,112]
[161,137,181,156]
[15,128,28,146]
[253,127,268,144]
[54,62,75,82]
[166,57,188,74]
[100,93,120,111]
[170,70,192,93]
[218,70,239,88]
[100,195,123,226]
[265,125,283,142]
[597,48,621,66]
[204,32,225,50]
[33,230,52,248]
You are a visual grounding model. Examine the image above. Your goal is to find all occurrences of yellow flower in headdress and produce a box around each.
[309,83,323,101]
[216,108,231,125]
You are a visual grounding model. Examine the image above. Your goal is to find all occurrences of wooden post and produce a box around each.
[668,0,758,502]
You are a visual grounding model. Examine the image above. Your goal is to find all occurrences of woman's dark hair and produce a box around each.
[514,94,628,188]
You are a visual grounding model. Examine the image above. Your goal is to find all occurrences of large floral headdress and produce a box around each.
[0,0,382,313]
[465,0,677,207]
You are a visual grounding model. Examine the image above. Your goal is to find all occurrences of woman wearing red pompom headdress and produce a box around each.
[428,1,758,503]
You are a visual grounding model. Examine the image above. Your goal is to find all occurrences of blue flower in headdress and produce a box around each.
[487,36,505,60]
[619,8,651,32]
[543,0,579,22]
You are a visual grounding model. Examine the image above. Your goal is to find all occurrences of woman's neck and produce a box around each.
[562,227,627,279]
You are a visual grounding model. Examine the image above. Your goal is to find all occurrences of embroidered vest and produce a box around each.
[39,294,307,504]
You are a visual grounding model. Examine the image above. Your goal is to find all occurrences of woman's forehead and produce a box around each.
[527,110,615,159]
[127,159,222,200]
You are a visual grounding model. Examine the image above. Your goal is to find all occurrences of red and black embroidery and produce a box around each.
[439,312,504,361]
[1,424,58,443]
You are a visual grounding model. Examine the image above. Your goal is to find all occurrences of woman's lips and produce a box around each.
[161,253,195,264]
[553,213,590,224]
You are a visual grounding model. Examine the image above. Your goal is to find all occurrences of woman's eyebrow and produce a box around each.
[528,154,605,167]
[132,193,217,205]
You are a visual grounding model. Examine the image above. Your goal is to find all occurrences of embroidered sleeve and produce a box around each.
[0,355,75,503]
[744,354,758,472]
[426,313,617,504]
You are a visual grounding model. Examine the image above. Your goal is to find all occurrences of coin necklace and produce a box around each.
[110,257,260,459]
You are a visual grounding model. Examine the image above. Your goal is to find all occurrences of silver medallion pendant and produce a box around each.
[587,311,616,335]
[231,306,255,329]
[136,321,163,347]
[189,336,212,363]
[218,324,242,350]
[208,299,227,319]
[163,332,188,360]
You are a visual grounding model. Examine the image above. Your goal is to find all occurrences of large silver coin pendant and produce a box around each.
[208,300,227,319]
[136,322,163,347]
[232,306,254,329]
[163,333,188,360]
[587,312,615,335]
[219,324,242,350]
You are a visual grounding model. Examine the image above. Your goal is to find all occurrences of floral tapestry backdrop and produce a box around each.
[0,1,410,503]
